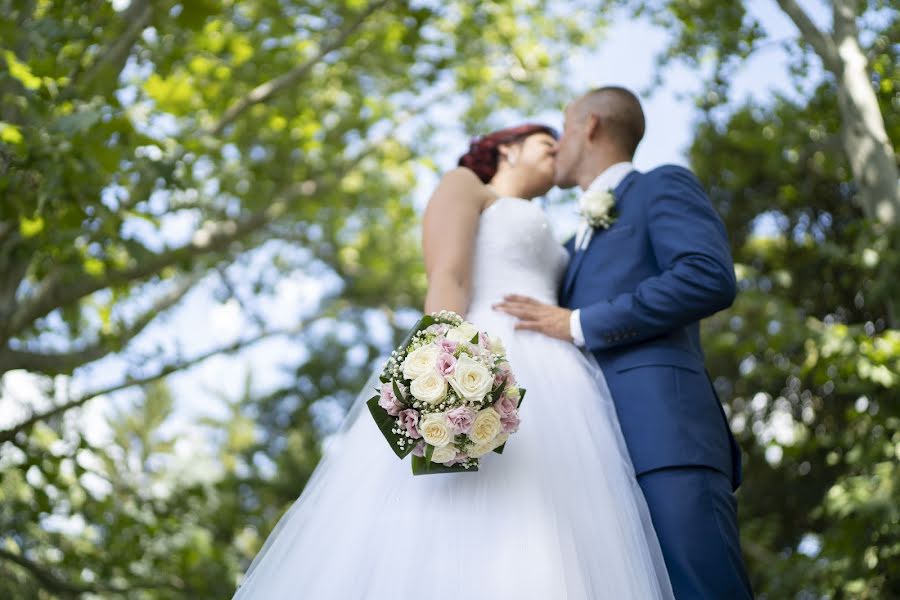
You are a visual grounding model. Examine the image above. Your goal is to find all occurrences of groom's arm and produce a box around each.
[578,166,736,351]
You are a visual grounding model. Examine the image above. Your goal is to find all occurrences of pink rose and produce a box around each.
[398,408,421,439]
[379,382,404,416]
[446,450,468,466]
[426,323,448,336]
[494,395,518,418]
[436,352,457,376]
[478,332,491,349]
[446,406,476,435]
[494,361,513,386]
[411,441,426,457]
[438,338,458,354]
[500,413,520,434]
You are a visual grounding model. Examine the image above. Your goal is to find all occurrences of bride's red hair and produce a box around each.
[457,123,558,183]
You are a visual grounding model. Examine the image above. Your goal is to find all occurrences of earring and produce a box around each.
[508,154,517,167]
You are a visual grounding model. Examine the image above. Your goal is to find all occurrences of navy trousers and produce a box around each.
[638,467,754,599]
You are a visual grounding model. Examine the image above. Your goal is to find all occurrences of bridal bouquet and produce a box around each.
[367,310,525,475]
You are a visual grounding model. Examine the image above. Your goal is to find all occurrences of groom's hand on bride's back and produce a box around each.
[493,295,573,341]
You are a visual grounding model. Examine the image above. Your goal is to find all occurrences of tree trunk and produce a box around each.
[832,0,898,226]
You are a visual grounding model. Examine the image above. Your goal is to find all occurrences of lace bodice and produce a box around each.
[467,197,569,312]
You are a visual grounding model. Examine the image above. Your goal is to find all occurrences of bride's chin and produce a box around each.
[531,180,554,197]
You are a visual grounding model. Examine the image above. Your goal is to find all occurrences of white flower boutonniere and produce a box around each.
[578,187,617,229]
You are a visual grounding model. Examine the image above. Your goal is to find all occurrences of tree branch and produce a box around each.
[0,547,92,596]
[6,201,285,339]
[209,0,391,136]
[0,273,205,375]
[774,0,841,72]
[0,326,299,445]
[831,0,861,45]
[75,0,153,95]
[0,548,186,596]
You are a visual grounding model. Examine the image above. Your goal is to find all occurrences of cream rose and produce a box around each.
[468,407,503,445]
[581,188,614,214]
[430,444,457,464]
[409,371,448,405]
[445,321,479,343]
[489,335,507,356]
[402,344,440,380]
[468,432,509,458]
[420,413,454,447]
[448,355,493,401]
[578,188,616,229]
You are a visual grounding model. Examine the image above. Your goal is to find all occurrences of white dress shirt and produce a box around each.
[570,162,635,347]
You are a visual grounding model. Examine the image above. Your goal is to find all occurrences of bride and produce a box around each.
[233,124,675,599]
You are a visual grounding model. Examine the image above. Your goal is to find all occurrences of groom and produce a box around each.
[495,87,753,599]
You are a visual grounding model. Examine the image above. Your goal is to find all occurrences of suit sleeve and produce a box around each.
[579,166,737,351]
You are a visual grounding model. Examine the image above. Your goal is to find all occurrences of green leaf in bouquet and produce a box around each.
[491,376,508,403]
[470,333,480,344]
[398,314,436,354]
[411,454,477,475]
[366,396,415,459]
[493,388,525,455]
[424,442,434,465]
[391,379,407,406]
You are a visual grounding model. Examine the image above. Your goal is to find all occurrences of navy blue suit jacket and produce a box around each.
[560,165,742,488]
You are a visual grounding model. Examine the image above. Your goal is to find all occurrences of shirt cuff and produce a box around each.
[570,309,586,347]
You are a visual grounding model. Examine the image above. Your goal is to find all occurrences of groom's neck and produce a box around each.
[577,149,631,191]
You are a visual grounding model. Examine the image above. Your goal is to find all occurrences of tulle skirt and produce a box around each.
[233,305,674,599]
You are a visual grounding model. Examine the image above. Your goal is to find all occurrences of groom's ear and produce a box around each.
[586,113,602,141]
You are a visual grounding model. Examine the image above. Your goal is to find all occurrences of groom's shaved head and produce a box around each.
[574,87,645,157]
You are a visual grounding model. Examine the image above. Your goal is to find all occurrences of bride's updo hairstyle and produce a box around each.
[457,123,559,183]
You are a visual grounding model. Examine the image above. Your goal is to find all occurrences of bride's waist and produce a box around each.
[467,285,558,314]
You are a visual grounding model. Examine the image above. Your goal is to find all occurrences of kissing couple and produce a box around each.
[234,86,754,600]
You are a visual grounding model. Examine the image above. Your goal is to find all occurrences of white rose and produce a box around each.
[468,407,503,445]
[402,344,440,380]
[448,355,493,401]
[409,371,448,405]
[468,432,509,458]
[580,189,614,216]
[430,444,457,464]
[505,386,520,400]
[445,321,479,343]
[489,335,507,356]
[420,413,454,447]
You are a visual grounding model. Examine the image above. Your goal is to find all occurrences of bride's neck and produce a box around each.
[487,171,534,200]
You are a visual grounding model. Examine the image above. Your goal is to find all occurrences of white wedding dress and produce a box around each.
[234,196,674,599]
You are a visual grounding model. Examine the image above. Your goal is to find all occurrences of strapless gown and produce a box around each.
[233,197,674,599]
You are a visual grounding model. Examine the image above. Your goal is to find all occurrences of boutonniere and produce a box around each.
[578,187,617,229]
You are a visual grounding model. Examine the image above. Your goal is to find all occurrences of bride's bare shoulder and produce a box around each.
[428,167,493,208]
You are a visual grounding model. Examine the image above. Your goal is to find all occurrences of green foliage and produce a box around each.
[674,9,900,597]
[0,0,604,597]
[366,395,415,459]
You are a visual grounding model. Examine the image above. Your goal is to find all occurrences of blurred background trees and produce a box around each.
[1,0,897,598]
[626,0,898,597]
[0,0,601,597]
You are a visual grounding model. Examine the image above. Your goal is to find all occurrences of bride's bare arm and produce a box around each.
[422,167,493,316]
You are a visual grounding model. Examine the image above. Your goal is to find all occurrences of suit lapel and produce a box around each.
[562,171,640,299]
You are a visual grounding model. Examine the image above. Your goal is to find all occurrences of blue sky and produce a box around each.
[1,1,828,449]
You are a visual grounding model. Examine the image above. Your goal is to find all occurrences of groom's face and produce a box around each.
[553,103,584,189]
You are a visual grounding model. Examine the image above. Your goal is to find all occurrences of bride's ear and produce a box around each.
[498,143,519,167]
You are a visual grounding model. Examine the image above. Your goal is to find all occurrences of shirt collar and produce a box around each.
[585,162,635,193]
